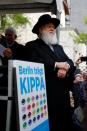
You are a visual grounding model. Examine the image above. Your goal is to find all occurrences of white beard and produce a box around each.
[41,30,58,45]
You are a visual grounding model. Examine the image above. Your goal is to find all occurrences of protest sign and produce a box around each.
[13,60,49,131]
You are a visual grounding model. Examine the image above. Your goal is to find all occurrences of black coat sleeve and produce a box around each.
[25,42,56,73]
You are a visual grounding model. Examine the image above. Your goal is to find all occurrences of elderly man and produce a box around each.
[0,27,24,131]
[24,14,76,131]
[3,26,23,62]
[0,27,23,87]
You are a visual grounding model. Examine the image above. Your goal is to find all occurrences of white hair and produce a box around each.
[41,30,58,45]
[4,26,17,35]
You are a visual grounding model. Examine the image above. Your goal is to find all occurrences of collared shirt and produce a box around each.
[49,44,54,51]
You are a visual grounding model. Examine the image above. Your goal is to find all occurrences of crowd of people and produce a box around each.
[69,67,87,131]
[0,14,87,131]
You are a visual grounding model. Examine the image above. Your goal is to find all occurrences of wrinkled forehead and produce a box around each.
[41,23,55,28]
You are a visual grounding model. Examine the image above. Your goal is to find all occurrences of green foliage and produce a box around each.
[84,16,87,24]
[73,33,87,45]
[70,16,87,45]
[10,14,31,27]
[0,14,31,32]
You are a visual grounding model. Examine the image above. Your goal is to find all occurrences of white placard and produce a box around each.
[13,60,49,131]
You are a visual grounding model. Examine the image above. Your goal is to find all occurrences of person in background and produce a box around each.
[0,27,24,131]
[72,68,87,131]
[74,57,87,131]
[0,27,24,87]
[73,69,84,109]
[81,69,87,131]
[24,14,76,131]
[3,26,24,63]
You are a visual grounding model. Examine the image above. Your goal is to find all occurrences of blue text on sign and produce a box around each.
[20,77,45,95]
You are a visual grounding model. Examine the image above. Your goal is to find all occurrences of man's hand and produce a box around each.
[57,68,67,78]
[3,48,12,58]
[56,62,70,72]
[74,56,82,66]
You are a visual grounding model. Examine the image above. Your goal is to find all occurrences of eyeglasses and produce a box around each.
[5,34,12,36]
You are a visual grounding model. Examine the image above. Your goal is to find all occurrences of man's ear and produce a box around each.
[39,27,42,35]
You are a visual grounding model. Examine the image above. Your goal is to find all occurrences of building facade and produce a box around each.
[70,0,87,33]
[60,0,87,68]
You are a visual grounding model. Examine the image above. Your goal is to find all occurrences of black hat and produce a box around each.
[32,14,60,35]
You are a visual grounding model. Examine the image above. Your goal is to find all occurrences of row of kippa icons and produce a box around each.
[21,99,46,109]
[21,93,46,104]
[22,111,47,129]
[22,104,47,114]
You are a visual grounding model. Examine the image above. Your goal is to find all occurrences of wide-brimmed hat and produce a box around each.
[32,14,60,35]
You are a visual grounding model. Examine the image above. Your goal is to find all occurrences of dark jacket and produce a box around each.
[0,39,24,87]
[25,38,75,130]
[1,41,24,65]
